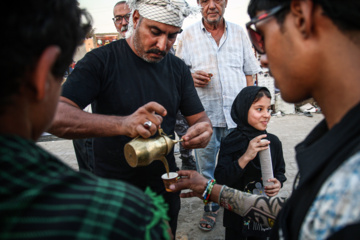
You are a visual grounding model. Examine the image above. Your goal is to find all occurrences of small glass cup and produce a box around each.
[161,172,179,192]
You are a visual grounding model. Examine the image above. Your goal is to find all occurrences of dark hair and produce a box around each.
[1,0,92,108]
[253,89,271,104]
[248,0,290,24]
[114,1,127,8]
[247,0,360,32]
[314,0,360,32]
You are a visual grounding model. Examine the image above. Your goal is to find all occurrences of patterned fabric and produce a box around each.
[0,135,170,240]
[219,185,286,227]
[176,20,261,128]
[300,152,360,240]
[127,0,199,27]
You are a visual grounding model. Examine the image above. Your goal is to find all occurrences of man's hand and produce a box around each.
[191,70,211,88]
[181,121,212,149]
[169,170,208,199]
[121,101,167,138]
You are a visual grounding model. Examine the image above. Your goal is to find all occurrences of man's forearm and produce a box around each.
[48,101,125,139]
[246,75,254,86]
[217,185,286,227]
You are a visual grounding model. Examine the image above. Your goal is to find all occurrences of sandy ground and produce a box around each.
[38,113,324,240]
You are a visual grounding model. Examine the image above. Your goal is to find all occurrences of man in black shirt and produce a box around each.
[49,0,212,236]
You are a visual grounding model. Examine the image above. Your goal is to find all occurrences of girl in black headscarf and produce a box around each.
[215,86,286,240]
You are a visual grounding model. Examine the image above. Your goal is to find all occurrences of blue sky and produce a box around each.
[78,0,251,33]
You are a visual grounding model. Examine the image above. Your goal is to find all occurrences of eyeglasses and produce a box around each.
[112,13,131,24]
[246,5,286,54]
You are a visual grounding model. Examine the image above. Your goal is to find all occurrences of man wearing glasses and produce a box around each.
[170,0,360,239]
[246,0,360,239]
[113,0,131,38]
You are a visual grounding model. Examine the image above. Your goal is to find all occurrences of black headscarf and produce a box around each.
[220,86,270,156]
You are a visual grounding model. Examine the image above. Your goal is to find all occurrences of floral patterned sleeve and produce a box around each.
[300,152,360,240]
[219,185,287,227]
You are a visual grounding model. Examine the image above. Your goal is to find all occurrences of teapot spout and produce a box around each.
[163,136,179,155]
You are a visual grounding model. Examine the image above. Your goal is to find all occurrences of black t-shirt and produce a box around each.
[62,39,204,192]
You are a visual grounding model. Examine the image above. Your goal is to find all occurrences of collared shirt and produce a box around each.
[176,20,261,128]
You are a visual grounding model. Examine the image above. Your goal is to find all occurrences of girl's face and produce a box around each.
[248,96,271,131]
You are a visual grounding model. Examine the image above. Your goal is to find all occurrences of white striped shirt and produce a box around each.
[176,20,261,128]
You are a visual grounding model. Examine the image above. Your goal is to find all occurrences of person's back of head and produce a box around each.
[1,0,92,113]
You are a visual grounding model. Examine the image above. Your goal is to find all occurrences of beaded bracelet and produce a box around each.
[202,179,211,198]
[203,179,216,205]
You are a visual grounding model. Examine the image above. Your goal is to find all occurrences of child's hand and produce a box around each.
[245,134,269,161]
[238,134,269,168]
[264,178,281,197]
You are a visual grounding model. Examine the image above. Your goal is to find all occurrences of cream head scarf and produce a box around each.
[126,0,199,36]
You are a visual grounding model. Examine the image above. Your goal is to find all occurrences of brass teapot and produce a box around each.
[124,129,182,168]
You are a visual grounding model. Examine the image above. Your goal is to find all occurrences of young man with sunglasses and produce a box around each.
[170,0,360,239]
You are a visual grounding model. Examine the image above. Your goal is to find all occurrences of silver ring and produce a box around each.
[144,120,152,129]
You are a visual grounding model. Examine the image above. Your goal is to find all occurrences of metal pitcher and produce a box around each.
[124,129,182,168]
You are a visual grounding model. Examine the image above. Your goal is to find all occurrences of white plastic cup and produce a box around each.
[161,172,179,192]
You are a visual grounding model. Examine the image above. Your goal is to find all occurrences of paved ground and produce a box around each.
[37,113,323,240]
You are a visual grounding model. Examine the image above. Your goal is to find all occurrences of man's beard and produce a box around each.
[205,11,222,25]
[133,28,166,63]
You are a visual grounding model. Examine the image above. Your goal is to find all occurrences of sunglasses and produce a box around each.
[246,5,286,54]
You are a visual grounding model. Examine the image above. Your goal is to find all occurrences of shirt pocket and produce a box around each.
[226,52,243,69]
